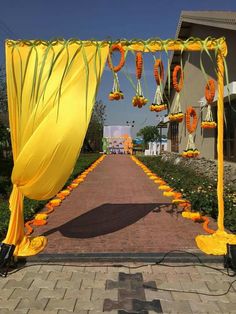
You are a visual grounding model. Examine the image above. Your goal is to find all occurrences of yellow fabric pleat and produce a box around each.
[3,41,109,256]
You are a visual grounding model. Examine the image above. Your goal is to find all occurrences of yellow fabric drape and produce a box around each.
[3,40,109,256]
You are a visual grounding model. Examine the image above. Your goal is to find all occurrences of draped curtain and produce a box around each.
[3,40,109,256]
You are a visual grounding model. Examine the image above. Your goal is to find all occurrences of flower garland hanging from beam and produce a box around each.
[107,44,125,101]
[150,59,167,112]
[132,52,148,108]
[182,106,200,158]
[201,80,217,129]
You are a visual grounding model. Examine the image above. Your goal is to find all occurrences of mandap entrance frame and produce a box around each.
[2,37,236,256]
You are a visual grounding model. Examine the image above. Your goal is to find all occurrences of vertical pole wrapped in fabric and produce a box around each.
[3,40,109,256]
[196,42,236,254]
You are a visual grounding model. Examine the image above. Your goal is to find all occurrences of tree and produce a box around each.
[83,100,106,152]
[137,125,160,147]
[0,66,7,114]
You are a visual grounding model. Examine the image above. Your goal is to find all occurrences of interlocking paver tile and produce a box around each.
[75,299,103,311]
[160,300,192,314]
[22,270,49,281]
[9,287,40,300]
[217,301,236,313]
[0,299,20,311]
[45,298,76,311]
[64,288,91,299]
[62,264,85,272]
[16,298,48,310]
[59,311,88,314]
[206,280,234,292]
[30,278,57,290]
[171,291,201,302]
[3,279,33,289]
[56,278,82,289]
[28,311,58,314]
[47,271,73,281]
[189,300,221,313]
[40,264,63,272]
[0,310,28,314]
[71,271,95,282]
[37,287,66,299]
[145,289,173,301]
[91,287,117,301]
[0,288,15,299]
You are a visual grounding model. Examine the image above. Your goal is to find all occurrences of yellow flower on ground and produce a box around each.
[182,212,201,219]
[163,191,175,197]
[35,214,48,220]
[49,199,62,206]
[172,199,188,204]
[158,185,171,191]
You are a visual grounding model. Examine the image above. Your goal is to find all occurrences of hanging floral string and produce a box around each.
[201,79,217,129]
[182,106,200,158]
[149,59,167,112]
[132,52,148,108]
[107,44,125,101]
[169,65,184,122]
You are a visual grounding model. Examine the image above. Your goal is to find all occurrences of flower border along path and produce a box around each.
[25,155,106,236]
[131,156,215,235]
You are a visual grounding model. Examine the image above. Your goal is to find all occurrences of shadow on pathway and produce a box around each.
[43,202,172,238]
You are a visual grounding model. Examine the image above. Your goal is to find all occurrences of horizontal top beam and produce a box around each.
[6,37,227,56]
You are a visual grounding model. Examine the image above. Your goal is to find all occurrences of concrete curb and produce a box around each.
[25,251,224,264]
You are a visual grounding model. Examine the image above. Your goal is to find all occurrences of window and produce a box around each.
[170,122,179,153]
[223,100,236,162]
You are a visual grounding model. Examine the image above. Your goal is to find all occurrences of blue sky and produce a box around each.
[1,0,236,136]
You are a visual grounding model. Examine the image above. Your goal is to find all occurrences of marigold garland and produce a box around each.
[169,112,184,122]
[154,59,164,85]
[186,106,197,134]
[182,106,199,158]
[173,65,184,93]
[149,104,167,112]
[107,44,125,101]
[201,81,217,129]
[205,79,215,104]
[201,121,217,129]
[132,52,148,108]
[168,65,184,121]
[24,155,106,236]
[150,59,167,113]
[107,44,125,73]
[182,212,215,234]
[136,52,143,80]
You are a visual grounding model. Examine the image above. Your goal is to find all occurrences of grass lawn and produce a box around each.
[0,153,100,241]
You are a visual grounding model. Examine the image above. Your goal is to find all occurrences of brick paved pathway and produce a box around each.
[0,262,235,313]
[34,155,216,254]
